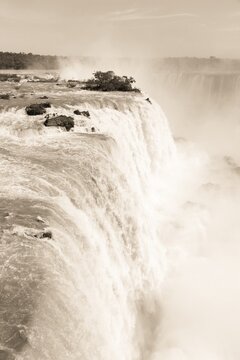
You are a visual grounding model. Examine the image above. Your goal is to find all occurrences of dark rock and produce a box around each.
[67,82,76,88]
[91,127,96,132]
[81,111,90,118]
[73,110,81,115]
[34,230,52,239]
[0,94,10,100]
[44,115,74,131]
[40,231,52,239]
[74,110,90,118]
[45,113,56,119]
[146,97,152,104]
[25,104,46,116]
[0,73,21,83]
[40,102,51,108]
[39,96,48,99]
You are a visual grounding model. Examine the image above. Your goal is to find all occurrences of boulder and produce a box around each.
[39,96,48,99]
[74,110,90,118]
[44,115,74,131]
[40,231,52,239]
[34,230,52,239]
[25,104,46,116]
[73,110,80,115]
[40,102,51,108]
[0,94,10,100]
[67,82,76,88]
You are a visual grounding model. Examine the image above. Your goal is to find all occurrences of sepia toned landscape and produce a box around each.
[1,1,240,359]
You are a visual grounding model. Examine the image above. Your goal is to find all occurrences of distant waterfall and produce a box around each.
[156,71,240,107]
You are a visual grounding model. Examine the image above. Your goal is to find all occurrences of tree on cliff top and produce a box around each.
[84,71,140,92]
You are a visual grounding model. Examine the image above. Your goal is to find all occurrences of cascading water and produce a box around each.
[0,86,175,360]
[2,67,240,360]
[142,70,240,150]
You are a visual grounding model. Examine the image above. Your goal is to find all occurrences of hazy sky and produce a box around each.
[1,0,240,57]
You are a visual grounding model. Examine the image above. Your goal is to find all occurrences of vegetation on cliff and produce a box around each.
[83,71,141,92]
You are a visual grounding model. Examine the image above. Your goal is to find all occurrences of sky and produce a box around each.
[1,0,240,58]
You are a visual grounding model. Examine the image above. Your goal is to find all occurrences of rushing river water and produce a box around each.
[0,70,240,359]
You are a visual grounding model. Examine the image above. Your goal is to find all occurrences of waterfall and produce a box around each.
[0,92,175,360]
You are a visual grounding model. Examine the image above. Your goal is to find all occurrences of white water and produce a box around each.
[1,70,240,360]
[146,71,240,359]
[0,91,175,360]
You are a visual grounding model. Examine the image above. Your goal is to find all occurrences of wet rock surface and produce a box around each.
[25,102,51,115]
[73,110,90,118]
[25,104,46,116]
[34,230,52,239]
[40,231,52,239]
[44,115,74,131]
[0,94,10,100]
[40,102,51,108]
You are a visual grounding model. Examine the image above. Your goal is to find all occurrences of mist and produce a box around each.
[1,54,239,358]
[56,55,240,358]
[57,56,240,358]
[146,63,240,359]
[2,0,240,357]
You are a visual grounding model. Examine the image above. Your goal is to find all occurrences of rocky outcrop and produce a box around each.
[39,95,48,99]
[0,94,10,100]
[25,102,51,115]
[25,104,46,115]
[44,115,74,131]
[145,97,152,104]
[40,102,51,108]
[39,231,52,239]
[33,229,52,239]
[73,110,90,118]
[73,110,81,115]
[67,82,76,88]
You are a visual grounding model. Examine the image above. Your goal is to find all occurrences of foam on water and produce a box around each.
[1,69,240,360]
[0,90,175,360]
